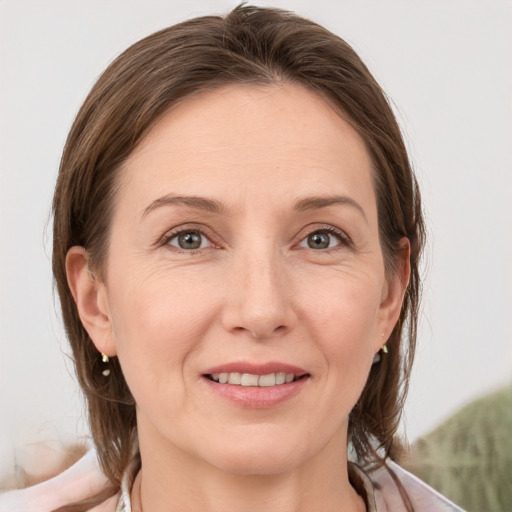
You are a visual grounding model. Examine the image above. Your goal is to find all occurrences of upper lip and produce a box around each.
[203,361,308,376]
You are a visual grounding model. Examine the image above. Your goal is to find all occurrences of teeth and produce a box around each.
[228,372,242,385]
[241,373,259,386]
[275,372,286,385]
[258,374,276,387]
[209,372,298,387]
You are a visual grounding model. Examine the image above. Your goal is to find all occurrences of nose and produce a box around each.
[221,250,297,340]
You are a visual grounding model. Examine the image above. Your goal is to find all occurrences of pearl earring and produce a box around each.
[372,344,388,364]
[101,353,111,377]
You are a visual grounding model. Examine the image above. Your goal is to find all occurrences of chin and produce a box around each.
[202,436,308,476]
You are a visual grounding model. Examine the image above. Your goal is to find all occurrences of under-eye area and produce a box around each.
[205,372,310,387]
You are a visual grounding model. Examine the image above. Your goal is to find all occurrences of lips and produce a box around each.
[202,362,310,408]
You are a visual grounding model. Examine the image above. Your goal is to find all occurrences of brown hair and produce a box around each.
[53,3,424,489]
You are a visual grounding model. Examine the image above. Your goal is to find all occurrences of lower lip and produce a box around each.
[202,376,309,408]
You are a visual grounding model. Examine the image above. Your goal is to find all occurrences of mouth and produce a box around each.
[201,363,310,406]
[202,362,310,407]
[205,372,308,387]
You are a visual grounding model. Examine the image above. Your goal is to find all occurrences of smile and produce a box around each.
[207,372,300,387]
[202,363,310,407]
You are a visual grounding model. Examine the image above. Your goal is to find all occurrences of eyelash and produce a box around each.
[159,224,352,254]
[299,225,352,251]
[160,225,219,254]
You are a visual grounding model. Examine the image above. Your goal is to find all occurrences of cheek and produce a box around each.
[106,267,220,389]
[106,281,221,431]
[297,270,382,393]
[300,269,382,344]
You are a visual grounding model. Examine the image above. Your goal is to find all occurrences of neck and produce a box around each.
[132,424,365,512]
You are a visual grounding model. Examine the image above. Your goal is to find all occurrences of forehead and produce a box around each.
[117,83,376,215]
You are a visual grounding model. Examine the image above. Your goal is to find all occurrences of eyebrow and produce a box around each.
[294,195,367,222]
[142,193,367,222]
[142,194,225,217]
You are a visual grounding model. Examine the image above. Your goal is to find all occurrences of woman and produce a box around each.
[0,5,463,511]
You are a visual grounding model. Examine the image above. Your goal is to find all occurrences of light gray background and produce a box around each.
[1,0,511,476]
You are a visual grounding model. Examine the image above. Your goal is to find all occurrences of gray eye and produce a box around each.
[169,231,206,250]
[299,230,341,250]
[308,232,330,249]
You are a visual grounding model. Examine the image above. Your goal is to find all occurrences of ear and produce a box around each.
[376,238,411,350]
[65,246,117,356]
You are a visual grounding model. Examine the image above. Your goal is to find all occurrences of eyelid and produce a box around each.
[155,222,352,252]
[157,223,220,251]
[296,224,353,249]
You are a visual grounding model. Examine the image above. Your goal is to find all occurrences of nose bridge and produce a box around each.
[223,238,295,339]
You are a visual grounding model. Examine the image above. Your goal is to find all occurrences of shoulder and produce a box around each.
[0,446,119,512]
[369,460,466,512]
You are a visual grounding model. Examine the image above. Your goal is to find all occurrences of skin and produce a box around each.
[67,83,409,512]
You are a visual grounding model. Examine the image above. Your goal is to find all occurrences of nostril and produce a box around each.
[229,323,289,339]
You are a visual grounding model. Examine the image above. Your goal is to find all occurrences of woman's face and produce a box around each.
[75,84,405,475]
